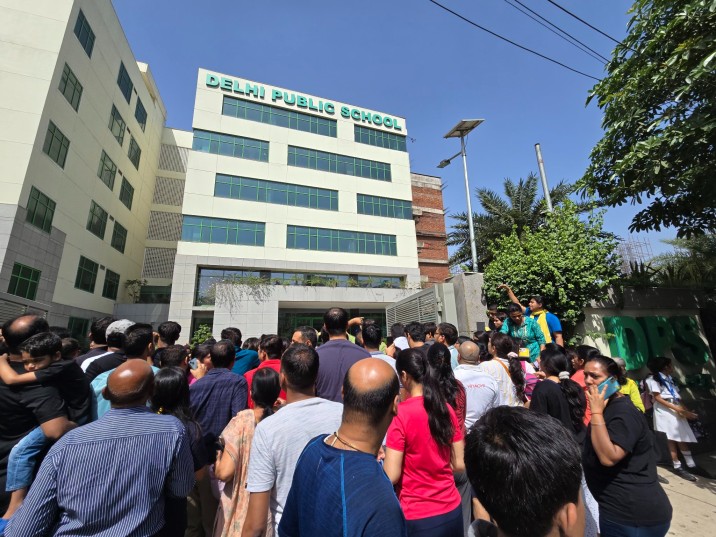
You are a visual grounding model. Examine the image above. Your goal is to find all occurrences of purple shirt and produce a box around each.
[315,339,370,402]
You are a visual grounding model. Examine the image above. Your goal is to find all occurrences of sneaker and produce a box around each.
[674,467,698,482]
[657,474,670,485]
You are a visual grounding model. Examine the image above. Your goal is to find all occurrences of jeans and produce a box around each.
[600,517,670,537]
[406,505,463,537]
[5,426,47,492]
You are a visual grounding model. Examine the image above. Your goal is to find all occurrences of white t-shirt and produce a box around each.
[393,336,409,351]
[369,352,398,375]
[246,397,343,532]
[477,358,527,407]
[645,374,680,401]
[454,364,499,429]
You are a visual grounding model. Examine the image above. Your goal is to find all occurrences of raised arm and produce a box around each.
[498,284,526,313]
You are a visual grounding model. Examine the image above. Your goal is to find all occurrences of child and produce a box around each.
[646,356,699,481]
[0,332,91,522]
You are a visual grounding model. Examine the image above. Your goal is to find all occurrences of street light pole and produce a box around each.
[437,119,484,273]
[460,134,478,272]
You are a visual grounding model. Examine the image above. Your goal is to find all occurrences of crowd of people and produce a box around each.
[0,290,704,537]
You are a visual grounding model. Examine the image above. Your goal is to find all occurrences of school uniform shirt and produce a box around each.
[583,396,672,526]
[645,374,696,443]
[385,396,463,521]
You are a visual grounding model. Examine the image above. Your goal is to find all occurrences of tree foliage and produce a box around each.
[483,202,621,338]
[650,234,716,287]
[580,0,716,236]
[447,173,575,268]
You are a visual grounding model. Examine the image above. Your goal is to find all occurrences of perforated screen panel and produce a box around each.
[146,211,182,241]
[152,176,184,206]
[142,248,177,279]
[158,143,188,173]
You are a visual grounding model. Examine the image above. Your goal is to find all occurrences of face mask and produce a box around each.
[597,377,620,399]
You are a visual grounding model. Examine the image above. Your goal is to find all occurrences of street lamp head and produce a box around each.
[437,159,451,169]
[444,119,485,139]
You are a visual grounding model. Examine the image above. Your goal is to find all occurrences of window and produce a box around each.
[42,121,70,168]
[68,317,90,341]
[287,225,397,256]
[102,269,120,300]
[181,216,265,246]
[119,178,134,209]
[128,136,141,169]
[135,98,147,131]
[73,10,95,57]
[97,150,117,190]
[214,174,338,211]
[58,64,83,111]
[117,62,133,103]
[111,222,127,253]
[222,96,337,137]
[192,130,269,162]
[108,105,126,145]
[86,201,108,239]
[74,256,99,293]
[287,146,391,181]
[354,125,407,152]
[26,187,56,233]
[357,194,413,219]
[8,263,41,300]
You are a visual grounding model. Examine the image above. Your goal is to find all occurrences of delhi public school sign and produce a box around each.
[603,315,712,377]
[205,73,404,132]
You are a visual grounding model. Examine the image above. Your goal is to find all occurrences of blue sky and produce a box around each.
[114,0,675,257]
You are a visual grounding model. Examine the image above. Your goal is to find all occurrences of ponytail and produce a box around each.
[396,348,454,447]
[251,368,281,421]
[427,343,459,408]
[507,352,527,403]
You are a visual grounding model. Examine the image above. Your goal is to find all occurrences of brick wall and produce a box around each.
[411,173,450,286]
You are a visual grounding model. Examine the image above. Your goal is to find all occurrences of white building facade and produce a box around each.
[168,69,421,337]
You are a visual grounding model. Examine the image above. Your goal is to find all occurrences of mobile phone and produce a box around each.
[597,377,620,399]
[188,358,199,370]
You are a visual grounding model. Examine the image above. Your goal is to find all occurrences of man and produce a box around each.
[423,321,437,346]
[436,322,459,369]
[222,327,260,376]
[242,344,343,536]
[279,359,406,536]
[498,285,564,346]
[315,308,370,402]
[404,321,426,351]
[485,303,498,332]
[152,321,181,366]
[453,341,498,430]
[244,334,285,407]
[90,323,156,420]
[84,319,134,378]
[361,323,396,374]
[291,325,317,347]
[74,316,115,368]
[464,406,585,537]
[0,315,70,515]
[5,361,194,537]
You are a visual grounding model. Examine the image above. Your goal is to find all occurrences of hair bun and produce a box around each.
[558,371,570,381]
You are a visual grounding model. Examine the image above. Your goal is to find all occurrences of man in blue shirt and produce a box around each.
[279,358,406,537]
[222,327,260,375]
[5,360,194,537]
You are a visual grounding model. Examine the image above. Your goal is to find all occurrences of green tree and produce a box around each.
[447,173,574,268]
[190,324,213,349]
[580,0,716,237]
[483,202,621,339]
[651,234,716,287]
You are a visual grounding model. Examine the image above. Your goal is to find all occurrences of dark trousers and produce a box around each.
[406,505,463,537]
[600,517,670,537]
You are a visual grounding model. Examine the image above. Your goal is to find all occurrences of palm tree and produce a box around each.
[447,173,575,269]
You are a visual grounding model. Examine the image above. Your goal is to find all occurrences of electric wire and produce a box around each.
[545,0,629,48]
[504,0,611,63]
[428,0,601,81]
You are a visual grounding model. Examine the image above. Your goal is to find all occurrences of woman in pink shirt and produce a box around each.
[384,348,465,537]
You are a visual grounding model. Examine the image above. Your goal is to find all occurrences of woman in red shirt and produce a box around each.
[384,348,465,537]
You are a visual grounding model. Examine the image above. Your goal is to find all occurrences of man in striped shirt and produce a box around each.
[5,360,194,537]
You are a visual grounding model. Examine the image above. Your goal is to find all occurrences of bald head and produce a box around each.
[459,340,481,363]
[342,358,399,426]
[2,314,49,356]
[103,360,154,408]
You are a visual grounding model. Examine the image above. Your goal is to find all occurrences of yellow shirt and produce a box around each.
[619,378,645,412]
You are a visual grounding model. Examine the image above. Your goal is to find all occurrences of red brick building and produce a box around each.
[411,172,450,286]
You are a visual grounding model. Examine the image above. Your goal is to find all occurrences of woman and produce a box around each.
[499,303,545,363]
[213,368,281,537]
[479,332,528,406]
[151,367,209,535]
[384,348,465,537]
[583,355,672,536]
[646,356,698,481]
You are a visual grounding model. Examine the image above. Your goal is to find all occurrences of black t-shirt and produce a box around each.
[84,352,125,381]
[530,379,586,445]
[0,361,66,511]
[75,347,109,367]
[34,360,91,423]
[583,396,672,525]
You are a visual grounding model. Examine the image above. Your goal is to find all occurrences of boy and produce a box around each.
[0,332,90,523]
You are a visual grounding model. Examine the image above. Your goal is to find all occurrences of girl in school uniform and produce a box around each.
[645,356,699,481]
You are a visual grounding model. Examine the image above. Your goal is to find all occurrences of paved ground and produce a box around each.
[659,462,716,536]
